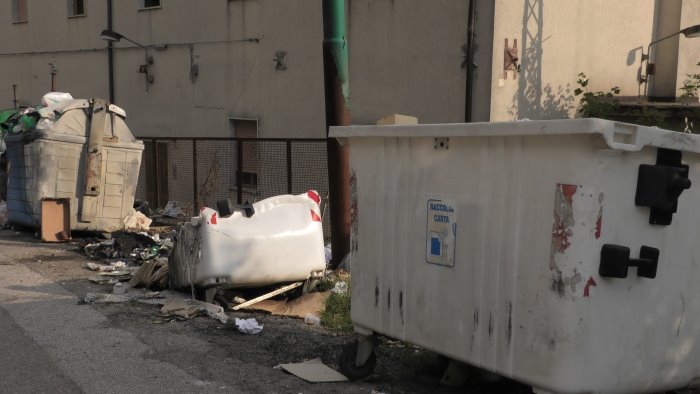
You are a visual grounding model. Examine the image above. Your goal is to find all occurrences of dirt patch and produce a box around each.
[88,300,466,394]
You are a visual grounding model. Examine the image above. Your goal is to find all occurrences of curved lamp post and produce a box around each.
[640,24,700,97]
[100,29,154,91]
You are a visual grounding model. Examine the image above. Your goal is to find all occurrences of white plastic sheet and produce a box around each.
[235,318,263,335]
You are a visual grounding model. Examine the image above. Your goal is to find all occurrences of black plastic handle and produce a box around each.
[599,244,659,279]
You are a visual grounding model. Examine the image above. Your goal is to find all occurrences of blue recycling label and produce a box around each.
[426,198,457,267]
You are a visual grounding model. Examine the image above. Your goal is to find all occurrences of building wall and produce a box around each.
[0,0,110,107]
[347,0,470,125]
[0,0,327,138]
[677,0,700,97]
[487,0,700,122]
[650,0,683,98]
[1,0,698,132]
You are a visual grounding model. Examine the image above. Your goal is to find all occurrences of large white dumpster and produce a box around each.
[5,99,143,232]
[330,119,700,394]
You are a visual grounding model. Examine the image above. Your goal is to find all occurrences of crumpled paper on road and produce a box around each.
[235,318,263,335]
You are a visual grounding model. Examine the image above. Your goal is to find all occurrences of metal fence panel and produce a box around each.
[135,137,330,239]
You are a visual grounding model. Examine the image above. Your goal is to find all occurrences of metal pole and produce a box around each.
[286,140,293,194]
[464,0,476,122]
[12,84,17,109]
[107,0,115,103]
[236,140,243,204]
[152,138,159,207]
[192,140,198,210]
[323,0,351,268]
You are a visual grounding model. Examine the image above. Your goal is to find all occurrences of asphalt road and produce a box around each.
[0,307,82,394]
[0,262,226,394]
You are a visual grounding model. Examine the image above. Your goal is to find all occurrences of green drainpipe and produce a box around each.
[323,0,349,103]
[323,0,351,268]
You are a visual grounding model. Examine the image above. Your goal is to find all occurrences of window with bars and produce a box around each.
[68,0,85,17]
[230,118,259,191]
[12,0,28,23]
[142,0,161,9]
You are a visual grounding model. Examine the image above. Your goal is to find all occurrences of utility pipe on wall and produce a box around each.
[107,0,115,103]
[323,0,351,268]
[464,0,476,122]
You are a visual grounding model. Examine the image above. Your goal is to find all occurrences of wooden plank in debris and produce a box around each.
[231,281,303,311]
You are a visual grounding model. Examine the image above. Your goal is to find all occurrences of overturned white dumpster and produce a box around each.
[170,191,326,289]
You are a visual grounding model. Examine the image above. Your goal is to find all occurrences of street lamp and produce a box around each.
[640,24,700,97]
[100,29,154,91]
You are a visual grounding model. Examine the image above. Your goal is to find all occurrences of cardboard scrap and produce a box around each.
[129,257,169,290]
[244,291,330,319]
[279,358,348,383]
[41,198,71,242]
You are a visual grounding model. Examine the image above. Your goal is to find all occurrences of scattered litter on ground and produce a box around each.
[243,291,330,319]
[113,282,129,295]
[86,261,126,272]
[133,290,186,305]
[129,257,168,290]
[82,288,187,306]
[332,281,348,294]
[235,318,264,335]
[80,231,161,262]
[83,292,131,304]
[89,276,120,285]
[278,358,348,383]
[123,209,152,231]
[162,201,190,219]
[160,299,229,324]
[231,282,304,311]
[304,313,321,326]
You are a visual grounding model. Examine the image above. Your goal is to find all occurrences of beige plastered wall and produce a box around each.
[488,0,700,122]
[0,0,327,138]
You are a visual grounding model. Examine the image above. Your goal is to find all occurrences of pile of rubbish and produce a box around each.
[77,191,339,334]
[0,92,75,135]
[79,230,173,288]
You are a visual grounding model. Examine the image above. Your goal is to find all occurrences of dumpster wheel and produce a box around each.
[339,339,376,380]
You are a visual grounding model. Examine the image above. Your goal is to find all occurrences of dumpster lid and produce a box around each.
[38,99,126,118]
[330,118,700,154]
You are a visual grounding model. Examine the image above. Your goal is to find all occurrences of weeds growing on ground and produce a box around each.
[320,273,353,333]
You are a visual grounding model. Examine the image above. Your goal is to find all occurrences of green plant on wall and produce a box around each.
[679,62,700,98]
[573,73,621,118]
